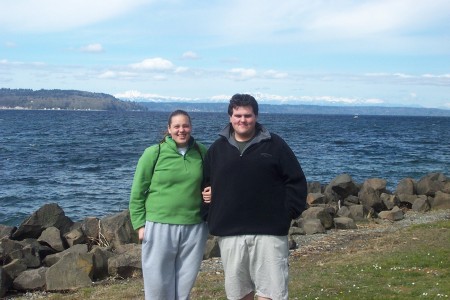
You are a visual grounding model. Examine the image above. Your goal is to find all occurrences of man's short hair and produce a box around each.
[228,94,259,116]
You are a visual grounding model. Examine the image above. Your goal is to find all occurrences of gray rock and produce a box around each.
[0,267,12,298]
[13,266,47,291]
[430,191,450,210]
[301,207,334,229]
[412,197,431,212]
[300,218,326,235]
[348,205,369,221]
[108,244,142,278]
[203,236,220,259]
[64,227,86,247]
[334,217,358,230]
[336,206,351,218]
[82,217,100,245]
[324,174,359,203]
[307,193,326,206]
[46,252,94,291]
[417,173,448,197]
[343,195,360,206]
[378,206,404,221]
[395,178,416,195]
[307,181,323,193]
[38,227,66,252]
[90,246,113,280]
[100,210,138,247]
[0,238,23,264]
[7,245,41,268]
[2,259,27,280]
[380,193,400,210]
[358,178,388,212]
[12,203,73,240]
[43,243,88,267]
[0,225,15,239]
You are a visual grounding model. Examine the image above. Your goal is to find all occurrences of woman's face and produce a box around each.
[168,114,192,147]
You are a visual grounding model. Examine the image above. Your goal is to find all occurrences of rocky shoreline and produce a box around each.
[1,172,449,298]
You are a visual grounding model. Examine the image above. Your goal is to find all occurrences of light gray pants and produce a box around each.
[141,221,208,300]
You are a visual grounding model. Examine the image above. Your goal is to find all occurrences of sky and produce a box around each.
[1,0,450,109]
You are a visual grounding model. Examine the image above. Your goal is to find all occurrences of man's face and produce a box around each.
[230,105,257,142]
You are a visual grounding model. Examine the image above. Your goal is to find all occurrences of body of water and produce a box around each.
[1,110,449,226]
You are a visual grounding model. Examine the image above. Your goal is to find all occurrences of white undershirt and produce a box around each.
[178,147,187,155]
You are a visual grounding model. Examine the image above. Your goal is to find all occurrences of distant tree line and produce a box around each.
[0,88,146,111]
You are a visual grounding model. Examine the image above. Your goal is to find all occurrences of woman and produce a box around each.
[129,110,209,300]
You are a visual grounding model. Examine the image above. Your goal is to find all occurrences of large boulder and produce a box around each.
[0,267,12,298]
[358,178,388,212]
[46,252,94,291]
[307,181,323,194]
[11,203,73,240]
[90,246,113,280]
[416,173,448,197]
[378,206,404,221]
[0,225,15,239]
[37,227,66,252]
[107,244,142,278]
[324,174,359,203]
[300,218,326,235]
[334,217,358,230]
[0,238,23,265]
[307,193,326,206]
[395,178,416,195]
[412,197,431,212]
[430,191,450,210]
[380,193,400,210]
[12,267,47,291]
[100,210,137,247]
[82,217,100,245]
[43,244,88,267]
[301,207,334,229]
[6,245,41,268]
[348,205,370,221]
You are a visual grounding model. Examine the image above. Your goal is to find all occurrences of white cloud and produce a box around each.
[98,70,137,79]
[263,70,288,79]
[130,58,174,71]
[208,0,450,53]
[4,41,16,48]
[228,68,257,81]
[182,51,199,60]
[80,43,104,53]
[0,0,151,32]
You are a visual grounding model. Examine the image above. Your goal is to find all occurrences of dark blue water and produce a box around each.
[1,110,449,226]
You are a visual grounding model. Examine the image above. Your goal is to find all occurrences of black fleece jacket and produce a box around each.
[202,123,307,236]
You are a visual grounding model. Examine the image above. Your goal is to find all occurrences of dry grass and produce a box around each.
[6,218,450,300]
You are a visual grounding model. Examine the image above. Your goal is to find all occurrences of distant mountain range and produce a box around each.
[137,101,450,117]
[1,88,449,116]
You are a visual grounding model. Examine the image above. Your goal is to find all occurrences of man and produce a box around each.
[202,93,307,300]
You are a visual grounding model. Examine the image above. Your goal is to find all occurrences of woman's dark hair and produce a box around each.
[227,94,259,116]
[168,109,191,126]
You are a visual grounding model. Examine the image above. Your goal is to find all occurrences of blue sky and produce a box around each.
[1,0,450,109]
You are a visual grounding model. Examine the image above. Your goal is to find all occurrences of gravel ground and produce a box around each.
[199,209,450,274]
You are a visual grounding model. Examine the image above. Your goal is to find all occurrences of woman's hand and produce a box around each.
[138,226,145,241]
[202,186,212,203]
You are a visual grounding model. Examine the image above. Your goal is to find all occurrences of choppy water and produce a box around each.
[1,110,449,226]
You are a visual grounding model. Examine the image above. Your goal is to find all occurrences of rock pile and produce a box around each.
[0,172,449,297]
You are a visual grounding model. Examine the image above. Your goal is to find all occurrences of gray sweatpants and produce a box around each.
[141,221,208,300]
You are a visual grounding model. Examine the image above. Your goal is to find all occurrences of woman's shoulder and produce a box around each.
[142,143,162,157]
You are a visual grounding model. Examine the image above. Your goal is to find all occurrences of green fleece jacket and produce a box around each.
[129,136,206,230]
